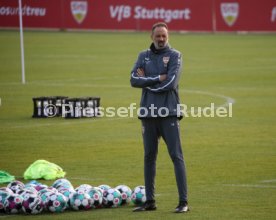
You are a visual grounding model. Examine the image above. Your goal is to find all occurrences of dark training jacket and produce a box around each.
[130,43,183,119]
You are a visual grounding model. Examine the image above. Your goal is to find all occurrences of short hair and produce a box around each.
[152,22,168,32]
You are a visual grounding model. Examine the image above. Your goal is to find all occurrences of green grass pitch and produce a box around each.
[0,30,276,219]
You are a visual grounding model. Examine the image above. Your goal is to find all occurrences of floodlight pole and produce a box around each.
[18,0,26,84]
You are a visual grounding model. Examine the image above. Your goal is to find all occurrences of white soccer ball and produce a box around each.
[47,192,67,213]
[115,185,132,205]
[131,186,146,205]
[69,191,92,211]
[0,188,13,213]
[21,193,44,214]
[103,188,122,208]
[38,187,58,208]
[52,178,74,191]
[58,187,75,208]
[4,194,23,214]
[7,180,25,193]
[87,188,103,208]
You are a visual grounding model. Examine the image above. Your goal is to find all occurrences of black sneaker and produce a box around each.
[133,200,157,212]
[174,201,189,213]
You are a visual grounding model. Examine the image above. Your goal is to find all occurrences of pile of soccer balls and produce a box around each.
[0,179,146,215]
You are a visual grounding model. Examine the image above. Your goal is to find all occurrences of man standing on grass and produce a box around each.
[130,22,189,213]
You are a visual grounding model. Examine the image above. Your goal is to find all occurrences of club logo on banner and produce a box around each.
[220,3,239,26]
[71,1,88,24]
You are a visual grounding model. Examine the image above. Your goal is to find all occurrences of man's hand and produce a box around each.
[159,74,167,82]
[137,68,145,77]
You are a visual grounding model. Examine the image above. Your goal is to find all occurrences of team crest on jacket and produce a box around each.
[71,1,88,24]
[220,3,239,26]
[163,56,170,67]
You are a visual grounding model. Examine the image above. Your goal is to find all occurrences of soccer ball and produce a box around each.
[52,178,74,191]
[4,194,23,214]
[115,185,132,205]
[102,188,122,208]
[58,187,75,209]
[87,188,103,208]
[47,192,67,213]
[75,184,93,193]
[7,180,25,193]
[0,188,13,213]
[131,186,146,205]
[22,193,44,214]
[38,187,58,208]
[69,191,92,211]
[0,193,8,213]
[92,187,104,208]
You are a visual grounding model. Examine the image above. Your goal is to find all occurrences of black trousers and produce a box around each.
[141,117,188,202]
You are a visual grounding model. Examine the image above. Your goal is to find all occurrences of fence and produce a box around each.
[0,0,276,32]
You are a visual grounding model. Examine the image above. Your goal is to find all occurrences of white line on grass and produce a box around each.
[222,184,276,189]
[68,177,104,181]
[14,176,104,182]
[181,89,235,107]
[260,179,276,183]
[11,117,127,129]
[185,65,276,74]
[0,76,121,86]
[38,54,98,59]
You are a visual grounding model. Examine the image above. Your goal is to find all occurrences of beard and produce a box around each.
[153,40,168,50]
